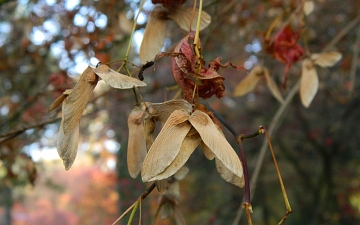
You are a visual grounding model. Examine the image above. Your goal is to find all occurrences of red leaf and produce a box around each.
[171,32,227,102]
[265,23,303,88]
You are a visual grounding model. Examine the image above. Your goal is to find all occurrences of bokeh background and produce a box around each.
[1,0,360,224]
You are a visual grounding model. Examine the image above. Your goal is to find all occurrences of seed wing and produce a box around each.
[141,110,191,182]
[189,110,243,186]
[63,67,98,134]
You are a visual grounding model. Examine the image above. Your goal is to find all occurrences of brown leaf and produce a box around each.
[300,59,319,107]
[149,129,200,181]
[233,66,262,97]
[147,99,192,123]
[141,110,191,182]
[63,67,98,134]
[167,6,211,31]
[188,110,243,186]
[94,64,146,89]
[140,6,168,64]
[127,106,148,178]
[310,51,342,67]
[57,97,80,170]
[48,89,72,112]
[263,68,284,104]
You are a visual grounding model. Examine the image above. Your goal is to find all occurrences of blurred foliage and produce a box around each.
[1,0,360,225]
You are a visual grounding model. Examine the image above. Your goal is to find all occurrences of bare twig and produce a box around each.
[349,24,360,94]
[231,13,360,225]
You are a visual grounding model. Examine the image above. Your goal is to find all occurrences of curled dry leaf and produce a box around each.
[233,65,263,97]
[300,59,319,107]
[140,6,168,64]
[127,106,149,178]
[172,32,244,102]
[263,68,284,104]
[310,52,342,67]
[63,67,98,134]
[93,64,147,89]
[167,5,211,31]
[265,23,304,88]
[303,1,315,16]
[57,97,80,170]
[48,89,72,112]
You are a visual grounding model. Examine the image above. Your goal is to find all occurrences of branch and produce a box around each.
[231,13,360,225]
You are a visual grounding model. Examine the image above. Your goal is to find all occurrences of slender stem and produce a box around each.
[124,0,146,62]
[261,126,292,224]
[112,183,156,225]
[127,199,140,225]
[193,0,203,51]
[236,137,251,205]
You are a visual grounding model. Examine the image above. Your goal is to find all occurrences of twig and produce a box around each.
[0,117,61,143]
[231,13,360,225]
[112,183,156,225]
[349,24,360,94]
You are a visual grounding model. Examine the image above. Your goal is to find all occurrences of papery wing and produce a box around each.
[57,98,80,170]
[63,67,98,134]
[215,157,244,187]
[189,110,243,185]
[140,6,167,64]
[148,99,192,123]
[201,141,215,160]
[94,64,146,89]
[233,66,262,97]
[168,6,211,31]
[127,106,148,178]
[311,52,342,67]
[48,89,72,112]
[149,129,200,181]
[263,68,284,104]
[300,59,318,108]
[141,110,191,182]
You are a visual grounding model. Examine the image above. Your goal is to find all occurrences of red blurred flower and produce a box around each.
[265,23,303,88]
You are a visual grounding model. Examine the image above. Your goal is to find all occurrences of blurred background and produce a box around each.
[0,0,360,224]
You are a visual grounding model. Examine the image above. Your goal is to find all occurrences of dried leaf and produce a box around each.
[300,59,319,107]
[233,65,262,96]
[188,110,243,186]
[148,99,192,123]
[94,64,146,89]
[48,89,72,112]
[167,6,211,31]
[263,68,284,104]
[63,67,98,134]
[303,1,315,15]
[140,6,168,64]
[127,106,148,178]
[311,52,342,67]
[149,130,200,181]
[141,110,191,182]
[215,158,244,187]
[57,97,80,170]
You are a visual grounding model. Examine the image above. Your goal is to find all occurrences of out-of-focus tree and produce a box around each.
[0,0,360,225]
